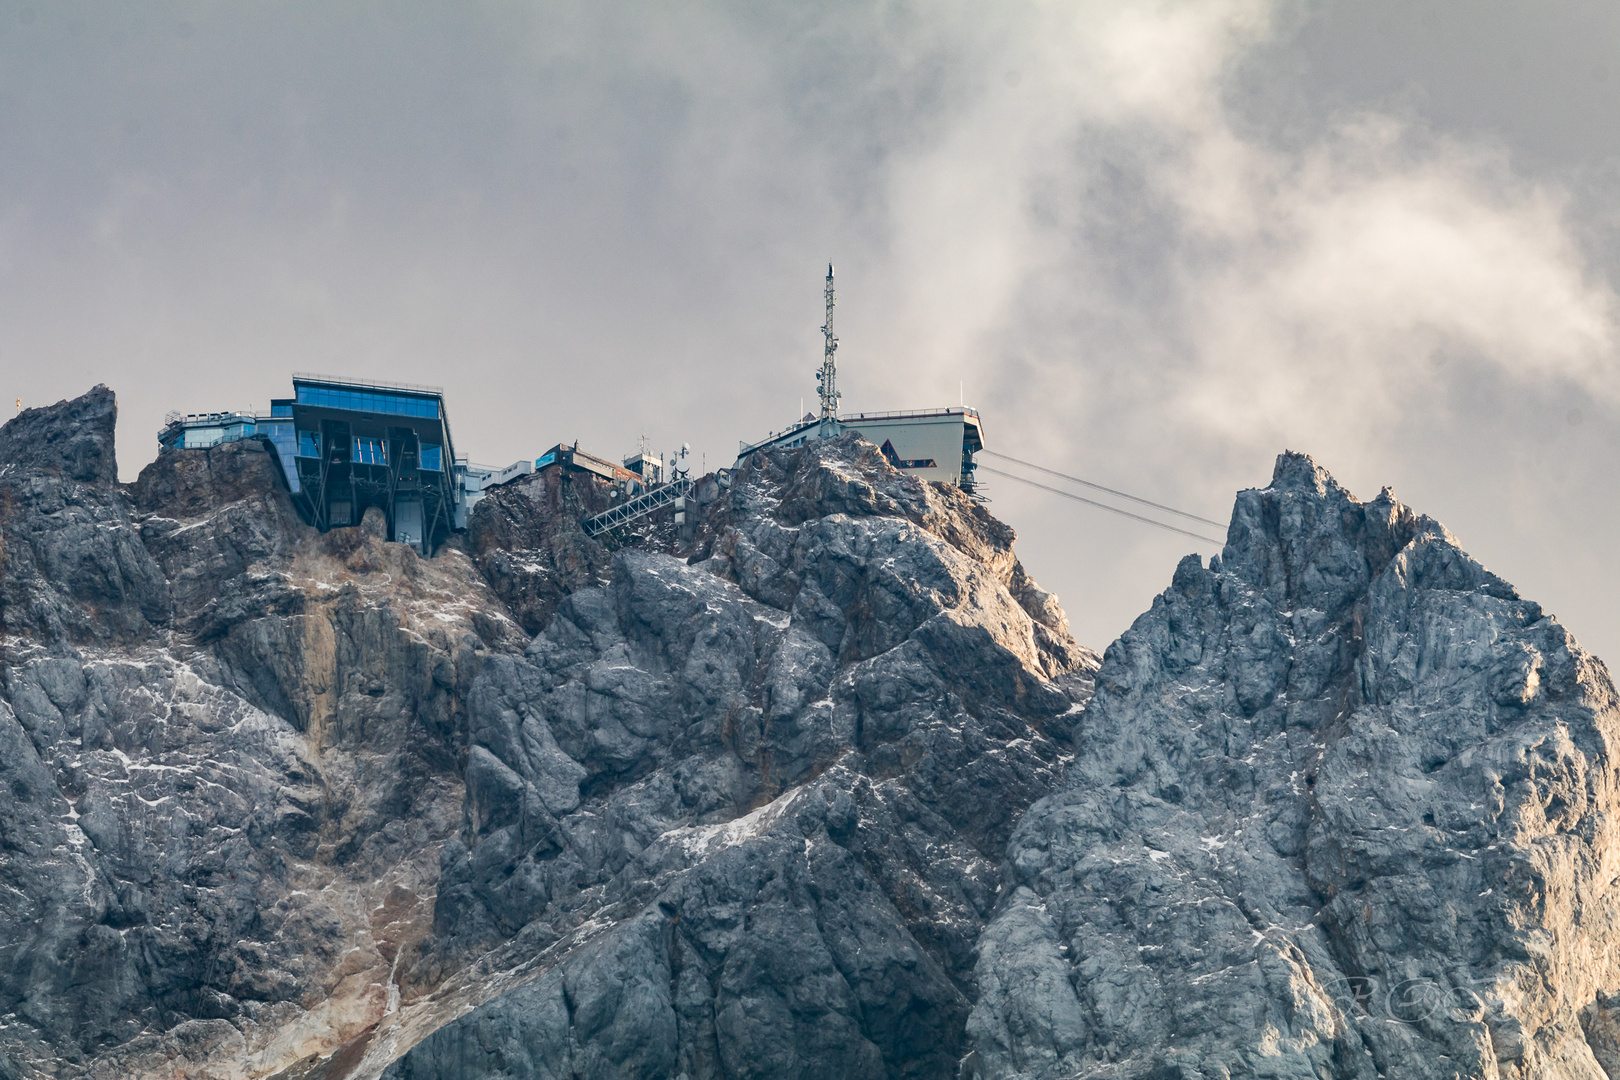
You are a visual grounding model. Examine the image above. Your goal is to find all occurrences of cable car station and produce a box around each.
[154,266,990,553]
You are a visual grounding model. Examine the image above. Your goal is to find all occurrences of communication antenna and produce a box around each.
[816,264,840,437]
[667,442,692,483]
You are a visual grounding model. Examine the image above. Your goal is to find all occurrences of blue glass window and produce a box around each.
[420,443,442,471]
[265,423,301,492]
[353,436,387,466]
[295,385,439,418]
[270,401,293,417]
[298,430,321,458]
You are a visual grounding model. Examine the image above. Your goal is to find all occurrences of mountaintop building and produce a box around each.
[156,269,987,555]
[282,374,459,554]
[736,406,985,492]
[733,266,986,494]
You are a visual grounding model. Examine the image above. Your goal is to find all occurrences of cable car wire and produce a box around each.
[980,449,1226,529]
[978,466,1225,545]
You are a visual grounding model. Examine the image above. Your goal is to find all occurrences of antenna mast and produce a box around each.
[816,264,839,437]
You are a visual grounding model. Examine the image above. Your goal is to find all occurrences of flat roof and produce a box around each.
[841,406,980,423]
[739,406,984,457]
[291,371,445,400]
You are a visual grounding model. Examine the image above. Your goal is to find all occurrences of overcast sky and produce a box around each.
[4,0,1619,663]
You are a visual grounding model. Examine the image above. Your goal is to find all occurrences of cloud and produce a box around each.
[847,0,1620,457]
[1170,121,1617,444]
[792,0,1620,654]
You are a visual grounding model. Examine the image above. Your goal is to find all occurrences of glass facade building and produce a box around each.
[157,375,462,555]
[157,412,258,450]
[286,375,459,553]
[294,384,440,419]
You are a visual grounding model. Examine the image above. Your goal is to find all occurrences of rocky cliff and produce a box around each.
[968,454,1620,1080]
[1,389,1616,1080]
[382,426,1096,1080]
[0,389,1096,1079]
[0,389,522,1078]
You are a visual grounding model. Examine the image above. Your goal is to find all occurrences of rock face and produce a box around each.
[462,467,614,637]
[0,397,1096,1079]
[967,453,1620,1080]
[4,387,1619,1080]
[382,436,1098,1079]
[0,385,169,645]
[0,392,523,1079]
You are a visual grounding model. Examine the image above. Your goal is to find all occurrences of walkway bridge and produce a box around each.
[581,477,693,537]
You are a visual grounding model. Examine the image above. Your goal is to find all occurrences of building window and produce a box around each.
[297,430,321,458]
[263,422,301,493]
[294,385,439,418]
[353,436,387,466]
[420,443,442,471]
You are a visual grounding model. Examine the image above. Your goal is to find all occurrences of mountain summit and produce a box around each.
[0,390,1615,1080]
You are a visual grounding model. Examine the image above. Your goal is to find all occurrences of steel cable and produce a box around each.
[980,449,1226,529]
[978,466,1225,545]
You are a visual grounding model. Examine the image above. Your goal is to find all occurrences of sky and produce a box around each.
[3,0,1619,664]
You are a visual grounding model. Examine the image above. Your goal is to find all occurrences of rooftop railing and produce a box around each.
[162,410,263,426]
[737,407,980,455]
[839,406,980,423]
[291,371,445,398]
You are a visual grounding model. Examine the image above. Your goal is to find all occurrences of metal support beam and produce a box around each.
[581,478,693,538]
[817,264,839,438]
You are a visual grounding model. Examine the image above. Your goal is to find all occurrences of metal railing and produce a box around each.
[840,406,979,423]
[581,478,692,537]
[161,409,263,426]
[291,371,446,397]
[738,419,818,454]
[737,406,981,456]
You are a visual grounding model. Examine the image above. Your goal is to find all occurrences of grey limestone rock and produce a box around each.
[10,386,1617,1080]
[0,385,120,486]
[463,465,616,636]
[967,452,1620,1080]
[0,403,1096,1080]
[0,393,524,1078]
[385,434,1099,1080]
[0,386,169,647]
